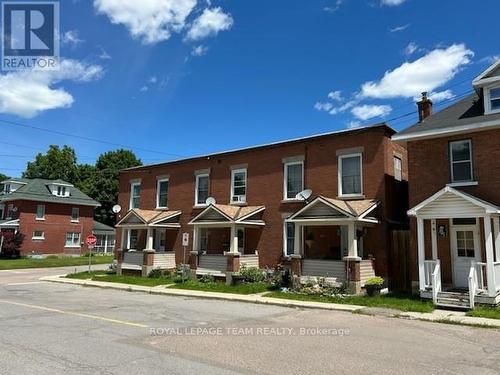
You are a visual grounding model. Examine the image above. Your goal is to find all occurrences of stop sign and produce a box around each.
[85,234,97,247]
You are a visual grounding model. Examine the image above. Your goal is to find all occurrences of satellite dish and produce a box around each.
[205,197,216,205]
[112,204,122,214]
[295,189,313,202]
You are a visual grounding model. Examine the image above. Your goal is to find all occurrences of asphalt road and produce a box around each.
[0,268,499,375]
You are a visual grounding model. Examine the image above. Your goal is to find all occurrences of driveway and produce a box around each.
[0,278,499,374]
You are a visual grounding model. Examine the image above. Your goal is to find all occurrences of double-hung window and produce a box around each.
[156,179,169,209]
[32,231,45,240]
[128,230,138,249]
[231,169,247,204]
[284,161,304,200]
[65,232,81,247]
[195,174,209,206]
[71,207,79,222]
[450,140,473,183]
[284,221,295,256]
[394,156,402,182]
[56,186,66,196]
[130,182,141,209]
[338,153,363,197]
[36,204,45,220]
[488,87,500,113]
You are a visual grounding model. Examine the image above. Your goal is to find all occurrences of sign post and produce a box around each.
[85,234,97,273]
[182,233,189,283]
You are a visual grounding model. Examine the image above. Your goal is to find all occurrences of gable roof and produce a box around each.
[93,220,115,233]
[0,178,100,207]
[116,209,181,227]
[473,59,500,87]
[393,93,500,142]
[189,204,265,225]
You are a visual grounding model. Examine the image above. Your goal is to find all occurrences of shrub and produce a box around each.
[0,231,25,259]
[239,266,265,283]
[199,273,215,283]
[365,277,384,287]
[263,264,288,289]
[148,268,175,279]
[293,277,347,296]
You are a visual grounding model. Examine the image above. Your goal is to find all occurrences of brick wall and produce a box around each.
[117,125,408,279]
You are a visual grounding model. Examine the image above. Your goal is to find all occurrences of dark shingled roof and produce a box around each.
[394,93,500,139]
[93,220,115,233]
[0,178,100,207]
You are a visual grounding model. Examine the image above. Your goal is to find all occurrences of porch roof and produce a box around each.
[408,186,500,218]
[116,209,182,228]
[189,204,265,226]
[288,196,378,223]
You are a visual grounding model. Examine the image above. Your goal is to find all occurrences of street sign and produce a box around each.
[182,233,189,247]
[85,234,97,247]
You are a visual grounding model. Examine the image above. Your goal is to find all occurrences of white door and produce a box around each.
[451,225,481,288]
[155,229,166,252]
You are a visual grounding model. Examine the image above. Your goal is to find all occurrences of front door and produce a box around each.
[451,225,481,288]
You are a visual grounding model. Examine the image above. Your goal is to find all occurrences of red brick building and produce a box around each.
[116,124,408,293]
[393,61,500,307]
[0,178,108,256]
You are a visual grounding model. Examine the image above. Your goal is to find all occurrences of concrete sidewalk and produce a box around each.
[41,275,500,329]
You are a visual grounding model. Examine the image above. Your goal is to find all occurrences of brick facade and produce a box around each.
[117,125,408,282]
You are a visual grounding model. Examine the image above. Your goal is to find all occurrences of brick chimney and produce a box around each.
[417,92,433,122]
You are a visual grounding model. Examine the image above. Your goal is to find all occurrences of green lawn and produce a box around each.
[467,307,500,320]
[66,271,175,287]
[265,291,435,313]
[0,255,114,270]
[171,280,272,295]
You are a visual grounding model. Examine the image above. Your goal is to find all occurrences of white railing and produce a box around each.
[468,262,478,309]
[423,260,438,289]
[475,262,488,292]
[494,262,500,292]
[431,260,442,304]
[240,254,259,268]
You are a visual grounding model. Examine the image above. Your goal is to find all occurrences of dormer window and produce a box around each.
[488,87,500,113]
[4,184,11,193]
[48,183,71,197]
[57,186,66,196]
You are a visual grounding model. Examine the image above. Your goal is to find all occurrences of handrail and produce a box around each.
[424,260,438,289]
[468,262,477,309]
[431,260,441,304]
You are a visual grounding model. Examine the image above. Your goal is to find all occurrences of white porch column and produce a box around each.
[104,235,109,254]
[230,225,239,254]
[431,219,438,260]
[120,228,127,250]
[346,222,359,259]
[293,224,301,256]
[417,217,426,291]
[192,226,199,252]
[494,217,500,262]
[483,215,496,297]
[145,227,154,251]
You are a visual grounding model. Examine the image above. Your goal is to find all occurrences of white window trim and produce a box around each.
[283,161,304,201]
[394,156,402,182]
[338,153,364,198]
[230,168,247,204]
[129,182,141,210]
[0,203,4,220]
[484,85,500,115]
[32,231,45,240]
[449,139,474,184]
[71,207,80,223]
[65,232,81,248]
[36,204,46,221]
[195,173,210,207]
[156,178,169,209]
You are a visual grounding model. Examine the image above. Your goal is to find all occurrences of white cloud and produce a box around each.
[98,46,112,59]
[389,24,410,33]
[361,44,473,99]
[191,45,209,56]
[185,7,233,41]
[314,102,334,112]
[403,42,418,56]
[347,120,361,129]
[381,0,406,6]
[327,90,343,101]
[329,99,359,115]
[93,0,197,44]
[351,104,392,120]
[61,30,84,46]
[0,60,103,118]
[148,76,158,84]
[427,90,455,103]
[478,55,499,65]
[324,0,343,13]
[140,85,148,92]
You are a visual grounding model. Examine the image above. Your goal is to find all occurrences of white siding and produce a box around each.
[198,255,226,274]
[153,253,176,269]
[122,251,143,270]
[241,255,259,268]
[417,192,486,218]
[360,260,376,286]
[302,259,345,280]
[296,202,345,219]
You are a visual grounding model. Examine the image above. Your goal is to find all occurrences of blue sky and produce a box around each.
[0,0,499,176]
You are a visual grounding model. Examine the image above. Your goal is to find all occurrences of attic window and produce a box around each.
[4,184,11,193]
[489,87,500,112]
[56,186,67,196]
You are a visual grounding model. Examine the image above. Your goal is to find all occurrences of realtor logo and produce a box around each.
[1,1,59,71]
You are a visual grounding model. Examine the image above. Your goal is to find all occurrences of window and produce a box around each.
[489,87,500,112]
[450,140,473,183]
[6,204,14,219]
[231,169,247,203]
[456,230,475,258]
[0,204,4,219]
[199,228,208,252]
[32,231,45,240]
[394,156,402,182]
[4,184,11,193]
[56,186,66,196]
[195,174,209,206]
[36,204,45,220]
[284,221,295,256]
[71,207,79,222]
[284,162,304,200]
[128,229,138,249]
[65,232,81,247]
[452,218,477,226]
[156,179,169,208]
[339,154,363,196]
[130,182,141,209]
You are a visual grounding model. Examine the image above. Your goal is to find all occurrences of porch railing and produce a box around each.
[154,252,176,269]
[240,254,259,268]
[423,260,439,289]
[468,263,478,309]
[475,262,488,292]
[122,251,143,270]
[494,262,500,292]
[431,260,441,304]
